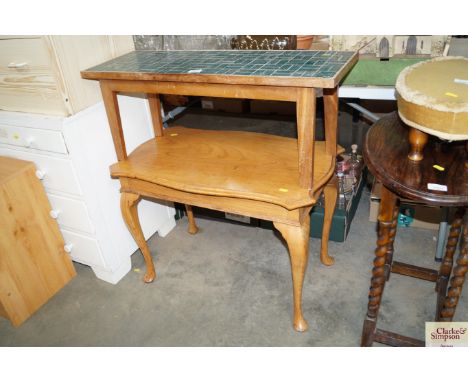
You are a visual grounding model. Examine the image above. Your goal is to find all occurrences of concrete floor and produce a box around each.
[1,110,466,346]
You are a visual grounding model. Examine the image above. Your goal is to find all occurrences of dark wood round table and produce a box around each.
[361,112,468,347]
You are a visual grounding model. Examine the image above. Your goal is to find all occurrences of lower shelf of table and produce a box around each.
[111,126,336,210]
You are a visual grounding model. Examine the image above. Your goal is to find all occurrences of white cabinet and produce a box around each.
[0,97,176,284]
[0,36,176,284]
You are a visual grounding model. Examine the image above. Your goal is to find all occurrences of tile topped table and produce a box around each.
[82,49,357,332]
[83,50,356,86]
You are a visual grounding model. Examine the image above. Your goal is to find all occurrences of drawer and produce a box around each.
[0,37,67,115]
[47,194,94,234]
[0,37,51,69]
[0,123,67,154]
[0,148,82,195]
[60,229,105,268]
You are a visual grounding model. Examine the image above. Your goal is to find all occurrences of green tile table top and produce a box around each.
[82,50,358,88]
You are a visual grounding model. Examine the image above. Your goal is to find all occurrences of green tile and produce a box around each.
[85,50,355,79]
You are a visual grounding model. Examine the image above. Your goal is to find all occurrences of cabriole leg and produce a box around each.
[274,213,311,332]
[320,176,337,266]
[185,204,199,235]
[120,192,156,283]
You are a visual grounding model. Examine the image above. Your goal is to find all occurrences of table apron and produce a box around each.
[102,79,301,102]
[119,177,318,226]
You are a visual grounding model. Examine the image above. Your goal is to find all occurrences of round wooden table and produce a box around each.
[361,112,468,347]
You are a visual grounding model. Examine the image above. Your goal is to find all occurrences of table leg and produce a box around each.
[435,208,450,262]
[274,211,311,332]
[320,175,337,266]
[351,98,361,123]
[185,204,199,234]
[147,94,164,137]
[439,219,468,322]
[323,87,338,158]
[384,207,399,281]
[296,88,316,189]
[120,192,156,283]
[465,141,468,170]
[361,185,397,346]
[436,208,465,320]
[320,86,339,266]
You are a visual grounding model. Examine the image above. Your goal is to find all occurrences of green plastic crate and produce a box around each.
[309,171,366,242]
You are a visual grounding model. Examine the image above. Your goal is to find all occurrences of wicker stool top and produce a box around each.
[396,57,468,141]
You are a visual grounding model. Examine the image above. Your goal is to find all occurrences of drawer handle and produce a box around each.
[64,244,74,253]
[35,170,46,180]
[25,137,35,148]
[7,62,28,69]
[49,209,61,219]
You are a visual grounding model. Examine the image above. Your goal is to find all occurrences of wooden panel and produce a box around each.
[0,156,32,184]
[0,37,50,72]
[0,157,75,327]
[111,127,335,210]
[391,261,438,282]
[121,178,303,226]
[48,35,135,115]
[104,79,298,102]
[0,35,135,116]
[0,37,66,115]
[374,328,425,347]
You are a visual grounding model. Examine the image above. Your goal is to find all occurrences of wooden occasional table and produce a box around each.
[81,50,357,331]
[361,112,468,346]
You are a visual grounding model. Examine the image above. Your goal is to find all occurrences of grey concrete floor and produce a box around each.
[1,111,466,346]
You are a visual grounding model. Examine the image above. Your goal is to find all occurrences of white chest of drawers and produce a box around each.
[0,97,176,284]
[0,36,176,284]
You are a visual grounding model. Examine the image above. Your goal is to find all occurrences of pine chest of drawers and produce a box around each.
[0,156,76,327]
[0,35,134,116]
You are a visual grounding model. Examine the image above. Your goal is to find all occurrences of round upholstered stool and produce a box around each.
[396,57,468,163]
[361,112,468,347]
